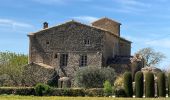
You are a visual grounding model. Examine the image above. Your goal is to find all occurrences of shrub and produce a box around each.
[157,72,166,97]
[0,87,35,95]
[114,87,126,97]
[168,73,170,97]
[145,72,155,97]
[123,72,133,97]
[114,75,124,88]
[103,80,112,96]
[35,83,51,96]
[135,71,143,98]
[85,88,104,97]
[75,67,116,88]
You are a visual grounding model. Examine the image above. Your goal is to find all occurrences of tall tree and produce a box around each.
[0,51,28,86]
[136,47,165,67]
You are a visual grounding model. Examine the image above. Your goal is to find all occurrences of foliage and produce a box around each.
[123,72,133,97]
[84,88,104,97]
[0,96,170,100]
[0,87,35,95]
[136,47,165,67]
[35,83,51,96]
[114,87,126,97]
[135,71,143,98]
[168,73,170,97]
[0,51,28,86]
[157,72,166,97]
[75,67,116,88]
[103,80,112,96]
[114,75,124,89]
[145,72,155,97]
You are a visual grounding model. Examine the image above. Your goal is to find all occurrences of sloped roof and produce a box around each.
[28,19,131,43]
[91,17,121,25]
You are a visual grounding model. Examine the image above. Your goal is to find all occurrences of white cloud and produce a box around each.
[146,38,170,49]
[0,19,33,28]
[32,0,92,5]
[114,0,150,7]
[72,16,98,23]
[32,0,65,5]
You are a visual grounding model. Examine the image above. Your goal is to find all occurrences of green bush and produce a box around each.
[135,71,143,98]
[35,83,51,96]
[168,73,170,97]
[145,72,155,97]
[0,87,35,95]
[75,67,116,88]
[123,72,133,97]
[85,88,104,97]
[157,72,166,97]
[103,80,112,96]
[114,87,126,97]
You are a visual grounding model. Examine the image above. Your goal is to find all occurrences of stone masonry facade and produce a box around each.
[27,17,131,85]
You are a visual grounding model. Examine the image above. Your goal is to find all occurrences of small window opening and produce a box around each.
[84,39,90,45]
[54,54,58,58]
[46,41,50,45]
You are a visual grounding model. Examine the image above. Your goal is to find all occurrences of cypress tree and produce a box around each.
[145,72,155,97]
[157,72,166,97]
[123,72,133,97]
[135,71,144,98]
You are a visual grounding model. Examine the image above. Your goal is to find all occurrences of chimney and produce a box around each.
[43,22,48,29]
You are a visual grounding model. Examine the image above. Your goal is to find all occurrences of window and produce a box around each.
[84,39,90,45]
[54,54,58,58]
[60,54,68,67]
[80,55,87,67]
[46,41,50,45]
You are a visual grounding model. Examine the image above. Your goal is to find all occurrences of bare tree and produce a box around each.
[136,47,165,67]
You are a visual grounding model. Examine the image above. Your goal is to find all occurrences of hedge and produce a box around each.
[0,87,35,95]
[168,73,170,97]
[123,72,133,97]
[0,87,104,97]
[145,72,155,97]
[135,71,143,98]
[157,72,166,97]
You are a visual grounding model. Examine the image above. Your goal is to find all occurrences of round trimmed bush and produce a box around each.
[123,72,133,97]
[135,71,143,98]
[35,83,50,96]
[145,72,155,97]
[157,72,166,97]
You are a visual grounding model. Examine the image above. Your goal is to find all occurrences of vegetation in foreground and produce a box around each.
[0,95,169,100]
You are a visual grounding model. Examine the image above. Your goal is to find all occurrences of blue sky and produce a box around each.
[1,0,170,69]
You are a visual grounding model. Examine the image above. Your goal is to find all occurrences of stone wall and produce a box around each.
[92,18,121,36]
[119,39,131,56]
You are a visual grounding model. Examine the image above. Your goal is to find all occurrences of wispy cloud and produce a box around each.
[72,16,98,23]
[146,38,170,49]
[32,0,92,5]
[94,0,151,14]
[0,19,33,28]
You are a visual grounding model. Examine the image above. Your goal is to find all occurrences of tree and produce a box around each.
[135,71,143,98]
[0,51,28,86]
[103,80,112,96]
[123,72,133,97]
[136,47,165,67]
[75,67,116,88]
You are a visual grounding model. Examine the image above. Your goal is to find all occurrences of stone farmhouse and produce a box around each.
[27,17,131,84]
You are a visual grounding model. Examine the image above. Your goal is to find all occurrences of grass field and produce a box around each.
[0,96,169,100]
